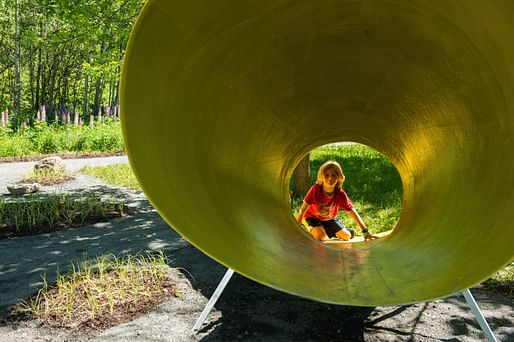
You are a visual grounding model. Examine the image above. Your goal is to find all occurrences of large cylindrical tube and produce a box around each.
[121,0,514,305]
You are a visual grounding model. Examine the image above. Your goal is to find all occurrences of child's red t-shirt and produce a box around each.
[304,184,353,221]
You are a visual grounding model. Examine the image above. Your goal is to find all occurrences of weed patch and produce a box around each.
[18,169,74,186]
[10,253,177,334]
[80,164,142,191]
[0,194,127,239]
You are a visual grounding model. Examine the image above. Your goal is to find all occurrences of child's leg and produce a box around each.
[310,226,329,241]
[323,220,354,241]
[335,228,353,241]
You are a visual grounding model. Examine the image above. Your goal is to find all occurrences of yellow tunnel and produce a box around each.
[120,0,514,306]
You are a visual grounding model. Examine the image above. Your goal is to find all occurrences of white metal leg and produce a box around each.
[462,289,498,342]
[192,268,235,333]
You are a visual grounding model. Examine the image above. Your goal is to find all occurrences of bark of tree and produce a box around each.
[82,73,89,118]
[292,154,311,198]
[35,46,41,112]
[93,76,103,116]
[29,45,35,113]
[13,0,21,120]
[47,55,58,118]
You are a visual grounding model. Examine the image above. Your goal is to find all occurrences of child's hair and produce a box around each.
[316,160,345,188]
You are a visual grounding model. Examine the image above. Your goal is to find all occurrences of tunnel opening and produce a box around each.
[290,142,403,244]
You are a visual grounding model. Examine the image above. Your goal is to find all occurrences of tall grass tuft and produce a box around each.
[20,252,175,332]
[18,168,74,186]
[0,194,126,236]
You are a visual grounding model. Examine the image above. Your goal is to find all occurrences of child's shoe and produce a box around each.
[347,228,355,239]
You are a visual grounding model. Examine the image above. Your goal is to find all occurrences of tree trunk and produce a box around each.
[47,56,58,119]
[292,154,311,198]
[93,76,103,116]
[13,0,21,120]
[82,73,89,118]
[35,21,43,112]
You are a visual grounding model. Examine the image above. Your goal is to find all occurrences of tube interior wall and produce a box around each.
[121,0,514,305]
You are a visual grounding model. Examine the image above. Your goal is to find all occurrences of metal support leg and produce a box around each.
[462,289,498,342]
[192,268,235,333]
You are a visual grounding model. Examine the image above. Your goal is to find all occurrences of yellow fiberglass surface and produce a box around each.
[120,0,514,306]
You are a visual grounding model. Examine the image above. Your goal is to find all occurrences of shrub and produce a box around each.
[0,121,125,157]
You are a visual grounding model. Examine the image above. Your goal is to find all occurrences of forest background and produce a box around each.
[0,0,146,127]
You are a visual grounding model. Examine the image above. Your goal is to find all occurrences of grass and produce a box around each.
[80,164,142,191]
[18,168,74,186]
[0,120,124,158]
[0,194,127,237]
[292,143,403,235]
[17,252,177,333]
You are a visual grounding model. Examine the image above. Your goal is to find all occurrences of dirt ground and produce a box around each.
[0,157,513,341]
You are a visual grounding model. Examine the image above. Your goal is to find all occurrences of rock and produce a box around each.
[34,156,66,173]
[7,183,40,195]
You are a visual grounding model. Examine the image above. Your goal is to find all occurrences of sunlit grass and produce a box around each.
[80,164,142,191]
[19,252,177,332]
[292,143,403,235]
[0,194,126,235]
[0,120,124,157]
[18,168,74,185]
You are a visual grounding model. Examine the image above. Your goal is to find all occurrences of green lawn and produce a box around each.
[81,164,142,192]
[293,143,403,235]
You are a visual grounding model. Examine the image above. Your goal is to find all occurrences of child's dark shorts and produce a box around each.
[305,217,347,238]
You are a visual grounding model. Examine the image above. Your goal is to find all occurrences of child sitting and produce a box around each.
[296,160,374,242]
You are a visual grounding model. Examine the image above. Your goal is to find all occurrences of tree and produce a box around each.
[292,154,311,198]
[0,0,146,127]
[13,0,21,120]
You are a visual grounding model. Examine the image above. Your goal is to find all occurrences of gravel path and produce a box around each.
[0,156,513,341]
[0,155,128,196]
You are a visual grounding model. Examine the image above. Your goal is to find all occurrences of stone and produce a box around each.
[7,183,40,195]
[34,156,66,173]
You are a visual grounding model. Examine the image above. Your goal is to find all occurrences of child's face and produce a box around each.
[322,168,339,187]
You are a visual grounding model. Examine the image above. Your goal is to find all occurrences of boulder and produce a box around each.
[7,183,40,195]
[34,156,66,173]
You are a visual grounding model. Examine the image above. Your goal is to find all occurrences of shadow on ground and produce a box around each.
[0,186,185,311]
[170,241,514,341]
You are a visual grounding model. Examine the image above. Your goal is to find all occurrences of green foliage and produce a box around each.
[80,164,142,192]
[0,120,124,157]
[20,252,172,331]
[292,144,403,234]
[0,193,126,235]
[19,167,73,185]
[0,0,146,120]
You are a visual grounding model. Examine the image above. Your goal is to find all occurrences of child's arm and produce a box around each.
[348,208,375,241]
[296,202,310,224]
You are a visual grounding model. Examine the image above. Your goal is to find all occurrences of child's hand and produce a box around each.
[362,229,379,242]
[364,233,379,241]
[295,212,302,224]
